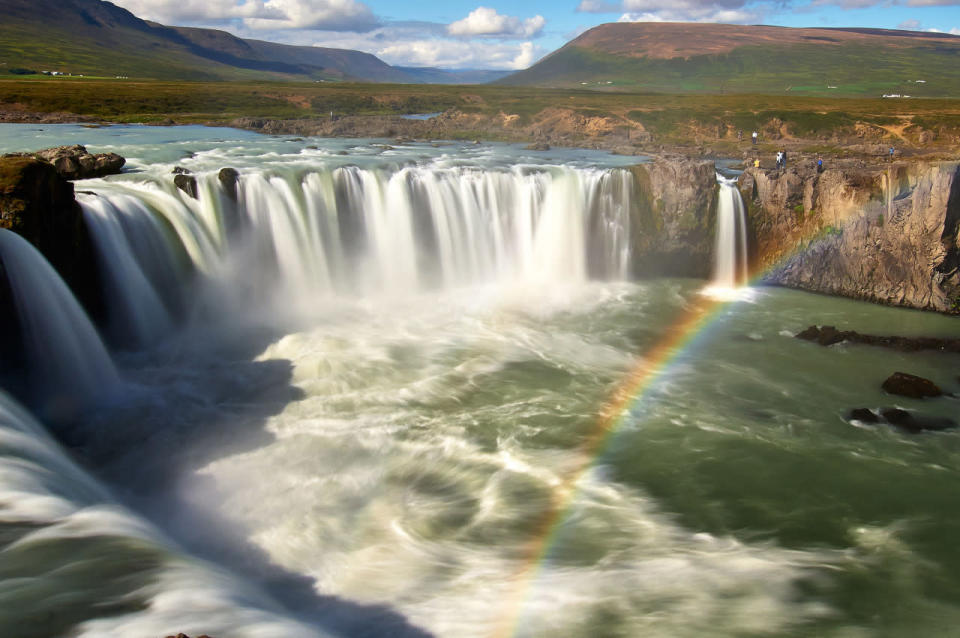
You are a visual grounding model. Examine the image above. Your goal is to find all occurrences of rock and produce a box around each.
[881,408,913,426]
[9,145,126,180]
[217,168,239,201]
[880,408,956,433]
[625,159,718,278]
[742,162,960,313]
[174,174,199,199]
[796,325,847,346]
[848,408,880,423]
[881,372,942,398]
[525,142,550,151]
[795,325,960,353]
[171,166,191,175]
[0,156,105,363]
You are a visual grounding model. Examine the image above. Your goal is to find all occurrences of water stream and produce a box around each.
[0,124,958,638]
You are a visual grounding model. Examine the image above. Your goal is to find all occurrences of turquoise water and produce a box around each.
[0,124,958,638]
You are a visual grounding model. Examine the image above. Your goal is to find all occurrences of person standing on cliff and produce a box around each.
[817,156,823,173]
[889,146,895,160]
[752,131,758,145]
[775,151,783,169]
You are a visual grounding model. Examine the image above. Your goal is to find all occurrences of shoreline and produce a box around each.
[4,106,959,174]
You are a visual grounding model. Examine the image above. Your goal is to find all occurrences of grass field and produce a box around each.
[2,78,960,148]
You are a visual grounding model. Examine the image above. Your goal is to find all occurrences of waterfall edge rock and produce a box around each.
[739,162,960,313]
[627,159,718,279]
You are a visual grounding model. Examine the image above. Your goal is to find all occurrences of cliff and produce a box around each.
[627,159,718,278]
[739,162,960,312]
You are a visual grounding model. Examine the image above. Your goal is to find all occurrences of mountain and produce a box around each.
[0,0,496,84]
[499,22,960,96]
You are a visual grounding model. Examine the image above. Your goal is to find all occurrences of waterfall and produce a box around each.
[0,388,330,638]
[80,195,174,348]
[81,166,637,316]
[0,230,120,413]
[712,175,748,290]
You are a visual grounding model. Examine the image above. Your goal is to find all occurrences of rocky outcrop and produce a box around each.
[174,174,199,199]
[625,159,718,278]
[881,372,942,398]
[796,324,960,352]
[0,156,105,366]
[6,145,125,180]
[739,162,960,312]
[218,167,240,201]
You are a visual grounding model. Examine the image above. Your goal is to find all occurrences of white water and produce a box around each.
[0,229,120,414]
[0,389,328,638]
[81,196,174,348]
[8,127,947,638]
[78,165,635,325]
[706,175,749,300]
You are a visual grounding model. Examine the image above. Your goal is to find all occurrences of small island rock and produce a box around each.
[881,372,942,399]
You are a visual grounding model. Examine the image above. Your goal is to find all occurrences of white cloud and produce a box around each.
[447,7,545,38]
[898,18,922,29]
[109,0,378,32]
[245,0,378,31]
[373,38,540,69]
[576,0,622,11]
[577,0,763,22]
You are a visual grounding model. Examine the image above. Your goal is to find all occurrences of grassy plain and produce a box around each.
[2,77,960,151]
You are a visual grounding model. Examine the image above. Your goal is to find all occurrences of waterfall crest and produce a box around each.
[82,166,637,317]
[0,230,120,413]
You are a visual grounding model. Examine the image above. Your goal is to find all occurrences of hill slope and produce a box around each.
[0,0,415,83]
[500,22,960,96]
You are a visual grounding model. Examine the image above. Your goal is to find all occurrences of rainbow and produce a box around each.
[494,231,832,638]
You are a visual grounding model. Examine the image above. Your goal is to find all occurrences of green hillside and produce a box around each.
[0,0,413,82]
[500,23,960,97]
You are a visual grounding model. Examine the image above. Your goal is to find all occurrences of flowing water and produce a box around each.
[1,124,959,638]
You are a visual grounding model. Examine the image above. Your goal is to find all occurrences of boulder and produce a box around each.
[880,408,956,433]
[174,174,199,199]
[171,166,192,175]
[525,142,551,151]
[217,168,240,201]
[19,145,125,180]
[881,372,942,398]
[848,408,880,423]
[796,325,846,346]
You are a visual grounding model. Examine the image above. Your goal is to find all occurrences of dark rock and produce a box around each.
[880,408,913,426]
[848,408,880,423]
[217,168,239,201]
[171,166,192,175]
[174,174,198,199]
[525,142,551,151]
[7,145,126,180]
[880,408,956,433]
[0,156,106,364]
[881,372,942,399]
[796,325,960,353]
[797,325,846,346]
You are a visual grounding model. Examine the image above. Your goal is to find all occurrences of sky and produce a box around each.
[107,0,960,70]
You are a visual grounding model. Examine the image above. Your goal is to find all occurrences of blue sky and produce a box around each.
[108,0,960,69]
